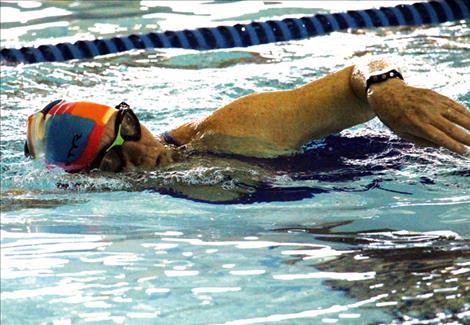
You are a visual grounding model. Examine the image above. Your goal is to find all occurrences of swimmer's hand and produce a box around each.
[367,78,470,155]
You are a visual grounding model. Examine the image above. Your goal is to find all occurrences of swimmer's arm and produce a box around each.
[168,65,376,156]
[352,60,470,155]
[169,60,470,156]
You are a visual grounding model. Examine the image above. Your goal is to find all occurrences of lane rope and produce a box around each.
[1,0,469,65]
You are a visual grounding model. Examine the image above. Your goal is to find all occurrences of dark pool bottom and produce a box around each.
[273,221,470,323]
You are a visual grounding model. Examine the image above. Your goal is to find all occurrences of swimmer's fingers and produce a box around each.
[396,87,470,154]
[432,94,470,151]
[432,116,470,147]
[441,106,470,131]
[368,81,469,154]
[439,95,470,117]
[418,123,468,155]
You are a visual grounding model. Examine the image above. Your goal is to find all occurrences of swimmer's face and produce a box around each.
[94,109,170,172]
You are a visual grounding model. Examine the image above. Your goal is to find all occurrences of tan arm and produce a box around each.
[168,65,375,157]
[167,59,469,157]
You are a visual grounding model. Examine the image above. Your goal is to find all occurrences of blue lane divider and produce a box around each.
[1,0,469,65]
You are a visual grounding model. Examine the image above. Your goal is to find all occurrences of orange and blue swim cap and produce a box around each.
[26,100,116,172]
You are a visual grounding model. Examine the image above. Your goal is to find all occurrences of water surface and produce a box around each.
[1,1,470,324]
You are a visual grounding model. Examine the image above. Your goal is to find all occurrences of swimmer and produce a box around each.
[25,59,470,173]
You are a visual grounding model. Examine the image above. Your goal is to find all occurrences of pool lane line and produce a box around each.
[1,0,469,65]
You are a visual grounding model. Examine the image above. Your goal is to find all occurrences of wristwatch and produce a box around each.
[365,69,404,95]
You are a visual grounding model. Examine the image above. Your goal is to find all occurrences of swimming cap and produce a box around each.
[26,100,116,172]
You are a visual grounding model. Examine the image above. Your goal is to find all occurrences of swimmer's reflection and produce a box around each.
[274,221,470,322]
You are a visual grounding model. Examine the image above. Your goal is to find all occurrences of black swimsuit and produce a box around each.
[161,131,180,147]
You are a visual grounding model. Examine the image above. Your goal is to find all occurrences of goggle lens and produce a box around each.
[99,148,124,172]
[119,108,141,140]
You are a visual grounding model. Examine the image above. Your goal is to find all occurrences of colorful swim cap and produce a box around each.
[26,100,116,172]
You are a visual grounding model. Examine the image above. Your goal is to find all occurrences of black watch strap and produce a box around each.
[365,69,404,95]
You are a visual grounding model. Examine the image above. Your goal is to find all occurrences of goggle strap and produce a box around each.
[105,124,125,152]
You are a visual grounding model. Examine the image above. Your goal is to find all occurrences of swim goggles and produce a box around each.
[91,102,141,172]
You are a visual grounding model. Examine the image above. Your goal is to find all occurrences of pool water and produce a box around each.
[1,1,470,324]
